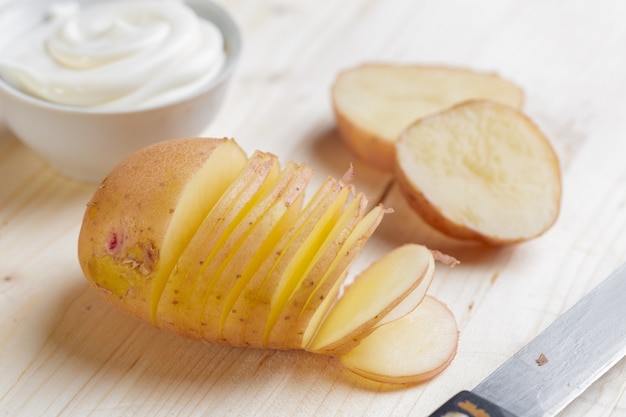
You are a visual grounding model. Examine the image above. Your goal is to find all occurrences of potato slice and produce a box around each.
[332,63,524,171]
[298,204,386,348]
[261,185,354,346]
[156,152,279,336]
[223,177,344,347]
[308,244,433,355]
[196,163,313,342]
[181,153,281,333]
[150,140,248,321]
[266,193,368,349]
[339,295,458,385]
[394,100,561,245]
[374,250,434,327]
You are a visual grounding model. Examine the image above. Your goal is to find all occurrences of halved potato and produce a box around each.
[394,100,561,245]
[332,63,524,171]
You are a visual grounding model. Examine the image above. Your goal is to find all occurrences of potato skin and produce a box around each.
[333,104,397,172]
[77,138,228,324]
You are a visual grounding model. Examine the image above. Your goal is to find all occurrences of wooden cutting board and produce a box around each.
[1,0,625,415]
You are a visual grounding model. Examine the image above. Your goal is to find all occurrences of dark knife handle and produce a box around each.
[427,391,517,417]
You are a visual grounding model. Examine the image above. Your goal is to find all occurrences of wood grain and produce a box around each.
[1,0,625,416]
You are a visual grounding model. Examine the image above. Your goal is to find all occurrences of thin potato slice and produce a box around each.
[394,100,561,245]
[182,153,281,333]
[339,295,458,385]
[266,192,368,349]
[298,204,386,348]
[150,140,248,321]
[374,252,434,327]
[196,163,313,342]
[332,63,524,171]
[224,177,344,347]
[262,185,353,346]
[308,244,433,355]
[156,152,278,336]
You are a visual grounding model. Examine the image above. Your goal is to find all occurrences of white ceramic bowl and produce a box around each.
[0,0,242,182]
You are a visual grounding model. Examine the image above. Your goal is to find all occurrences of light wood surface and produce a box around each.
[1,0,625,416]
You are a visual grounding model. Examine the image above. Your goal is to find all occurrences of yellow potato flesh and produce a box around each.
[263,185,353,345]
[150,140,248,321]
[231,177,343,348]
[340,295,458,385]
[374,253,434,327]
[308,244,433,355]
[182,153,281,335]
[217,190,307,343]
[156,152,279,336]
[333,63,524,171]
[266,192,367,348]
[195,162,313,342]
[189,156,287,332]
[299,204,386,347]
[395,100,561,244]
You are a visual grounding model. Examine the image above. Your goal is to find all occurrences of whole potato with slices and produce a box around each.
[78,137,458,385]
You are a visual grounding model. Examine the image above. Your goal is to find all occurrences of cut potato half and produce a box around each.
[395,100,561,245]
[308,244,433,355]
[340,295,458,385]
[332,63,524,171]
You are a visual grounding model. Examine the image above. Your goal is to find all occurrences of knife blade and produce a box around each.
[428,261,626,417]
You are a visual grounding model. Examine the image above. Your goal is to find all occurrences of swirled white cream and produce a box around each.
[0,1,226,110]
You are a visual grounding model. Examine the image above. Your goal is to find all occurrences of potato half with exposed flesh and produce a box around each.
[394,100,561,245]
[332,63,524,171]
[78,137,458,385]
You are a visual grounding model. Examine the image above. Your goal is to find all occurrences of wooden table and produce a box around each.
[1,0,625,415]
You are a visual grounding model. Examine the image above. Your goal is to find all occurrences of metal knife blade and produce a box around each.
[428,261,626,417]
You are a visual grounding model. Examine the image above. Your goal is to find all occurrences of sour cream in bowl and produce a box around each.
[0,0,241,182]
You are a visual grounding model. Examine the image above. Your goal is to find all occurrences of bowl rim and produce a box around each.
[0,0,243,115]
